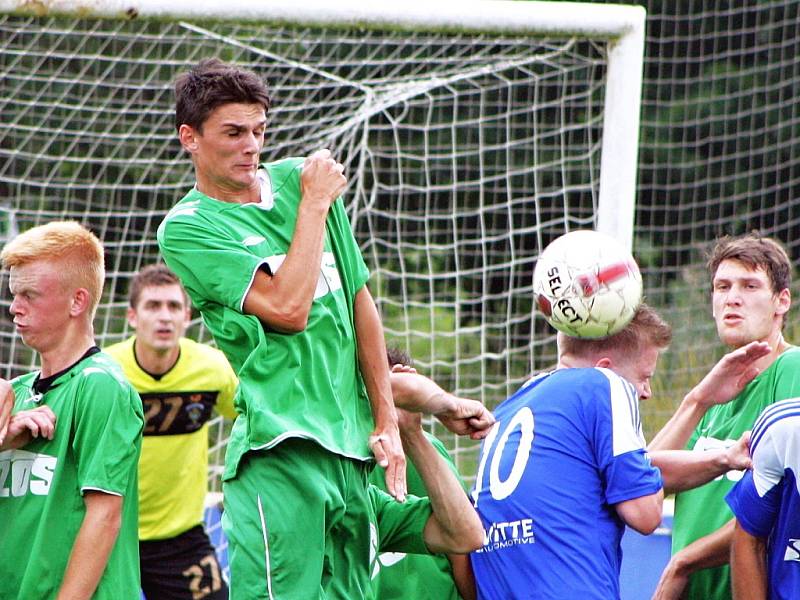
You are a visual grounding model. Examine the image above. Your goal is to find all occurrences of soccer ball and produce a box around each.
[533,230,643,339]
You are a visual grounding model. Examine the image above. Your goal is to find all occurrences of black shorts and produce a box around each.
[140,525,228,600]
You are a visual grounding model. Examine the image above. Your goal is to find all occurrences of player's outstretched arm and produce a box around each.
[615,489,664,535]
[652,518,735,600]
[389,369,495,440]
[649,341,770,451]
[57,491,123,600]
[355,286,406,502]
[651,431,751,493]
[0,405,56,450]
[731,520,768,600]
[0,379,12,447]
[399,409,483,554]
[242,149,346,333]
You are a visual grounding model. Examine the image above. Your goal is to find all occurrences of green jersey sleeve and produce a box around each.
[370,485,433,555]
[158,202,265,313]
[328,197,370,296]
[71,365,144,495]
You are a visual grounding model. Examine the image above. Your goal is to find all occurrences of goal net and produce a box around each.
[0,0,644,516]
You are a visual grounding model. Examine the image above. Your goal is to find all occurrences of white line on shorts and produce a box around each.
[257,495,275,600]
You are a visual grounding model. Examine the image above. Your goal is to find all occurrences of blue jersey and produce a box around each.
[470,367,662,600]
[726,398,800,600]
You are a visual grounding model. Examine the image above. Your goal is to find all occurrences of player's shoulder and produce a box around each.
[178,337,228,365]
[103,336,135,362]
[750,397,800,453]
[262,157,304,194]
[77,351,136,390]
[773,345,800,368]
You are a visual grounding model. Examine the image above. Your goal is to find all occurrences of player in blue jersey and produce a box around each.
[726,398,800,600]
[470,304,671,600]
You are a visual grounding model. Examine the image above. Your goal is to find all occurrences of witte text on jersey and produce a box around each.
[475,518,535,553]
[0,449,57,497]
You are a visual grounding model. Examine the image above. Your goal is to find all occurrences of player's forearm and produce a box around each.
[57,493,122,600]
[651,449,738,493]
[404,430,483,553]
[354,287,395,425]
[731,522,767,600]
[447,553,477,600]
[390,372,452,414]
[648,390,708,451]
[669,518,735,579]
[242,201,328,332]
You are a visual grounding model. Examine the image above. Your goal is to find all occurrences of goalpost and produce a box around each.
[0,0,645,498]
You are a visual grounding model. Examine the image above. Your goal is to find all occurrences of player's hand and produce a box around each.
[391,363,417,374]
[725,431,752,472]
[2,406,56,450]
[369,417,407,502]
[0,379,13,447]
[300,149,347,211]
[652,553,690,600]
[436,395,496,440]
[690,341,771,408]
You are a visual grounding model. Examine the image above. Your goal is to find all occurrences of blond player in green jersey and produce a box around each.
[106,263,238,600]
[0,221,144,599]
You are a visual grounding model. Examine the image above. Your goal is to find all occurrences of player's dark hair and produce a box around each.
[386,346,413,368]
[558,303,672,361]
[175,58,271,132]
[129,263,188,308]
[707,233,792,295]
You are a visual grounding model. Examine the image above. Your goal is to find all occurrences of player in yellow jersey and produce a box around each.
[106,263,238,600]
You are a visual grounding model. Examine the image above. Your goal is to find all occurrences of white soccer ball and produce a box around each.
[533,230,643,339]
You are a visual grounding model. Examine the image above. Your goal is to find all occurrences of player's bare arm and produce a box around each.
[355,286,407,501]
[0,380,15,447]
[651,431,751,493]
[57,491,123,600]
[242,149,346,332]
[649,340,770,451]
[730,520,768,600]
[652,518,735,600]
[398,409,483,554]
[615,489,664,535]
[0,405,56,450]
[389,370,495,440]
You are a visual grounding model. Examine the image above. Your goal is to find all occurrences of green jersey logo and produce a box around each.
[0,449,57,497]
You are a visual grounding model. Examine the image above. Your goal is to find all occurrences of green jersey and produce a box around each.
[370,433,465,600]
[157,157,373,479]
[0,351,144,600]
[672,346,800,600]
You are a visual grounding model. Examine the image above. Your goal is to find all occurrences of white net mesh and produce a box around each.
[0,13,614,493]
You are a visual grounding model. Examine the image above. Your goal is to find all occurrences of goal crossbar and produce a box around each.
[2,0,646,248]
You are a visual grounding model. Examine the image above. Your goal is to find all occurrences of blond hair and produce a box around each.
[1,221,105,317]
[558,303,672,363]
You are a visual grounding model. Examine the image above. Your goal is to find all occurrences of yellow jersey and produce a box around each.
[105,336,237,540]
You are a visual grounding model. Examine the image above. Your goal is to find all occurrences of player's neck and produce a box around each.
[195,174,260,204]
[38,330,96,378]
[134,339,181,377]
[744,330,790,373]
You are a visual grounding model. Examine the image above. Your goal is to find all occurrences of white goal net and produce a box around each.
[0,0,645,502]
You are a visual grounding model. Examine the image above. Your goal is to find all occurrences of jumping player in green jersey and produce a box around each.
[371,347,487,600]
[650,234,800,600]
[158,58,407,598]
[0,221,144,599]
[106,263,238,600]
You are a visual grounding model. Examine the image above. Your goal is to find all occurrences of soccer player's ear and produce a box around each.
[126,306,138,329]
[70,288,91,317]
[594,357,612,369]
[178,124,199,153]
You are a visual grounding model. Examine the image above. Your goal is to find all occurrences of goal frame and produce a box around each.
[1,0,646,249]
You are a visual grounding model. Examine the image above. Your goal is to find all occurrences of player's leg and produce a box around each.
[139,526,227,600]
[323,459,375,599]
[222,439,347,599]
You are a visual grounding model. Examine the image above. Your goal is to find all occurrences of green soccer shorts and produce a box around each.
[222,438,377,599]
